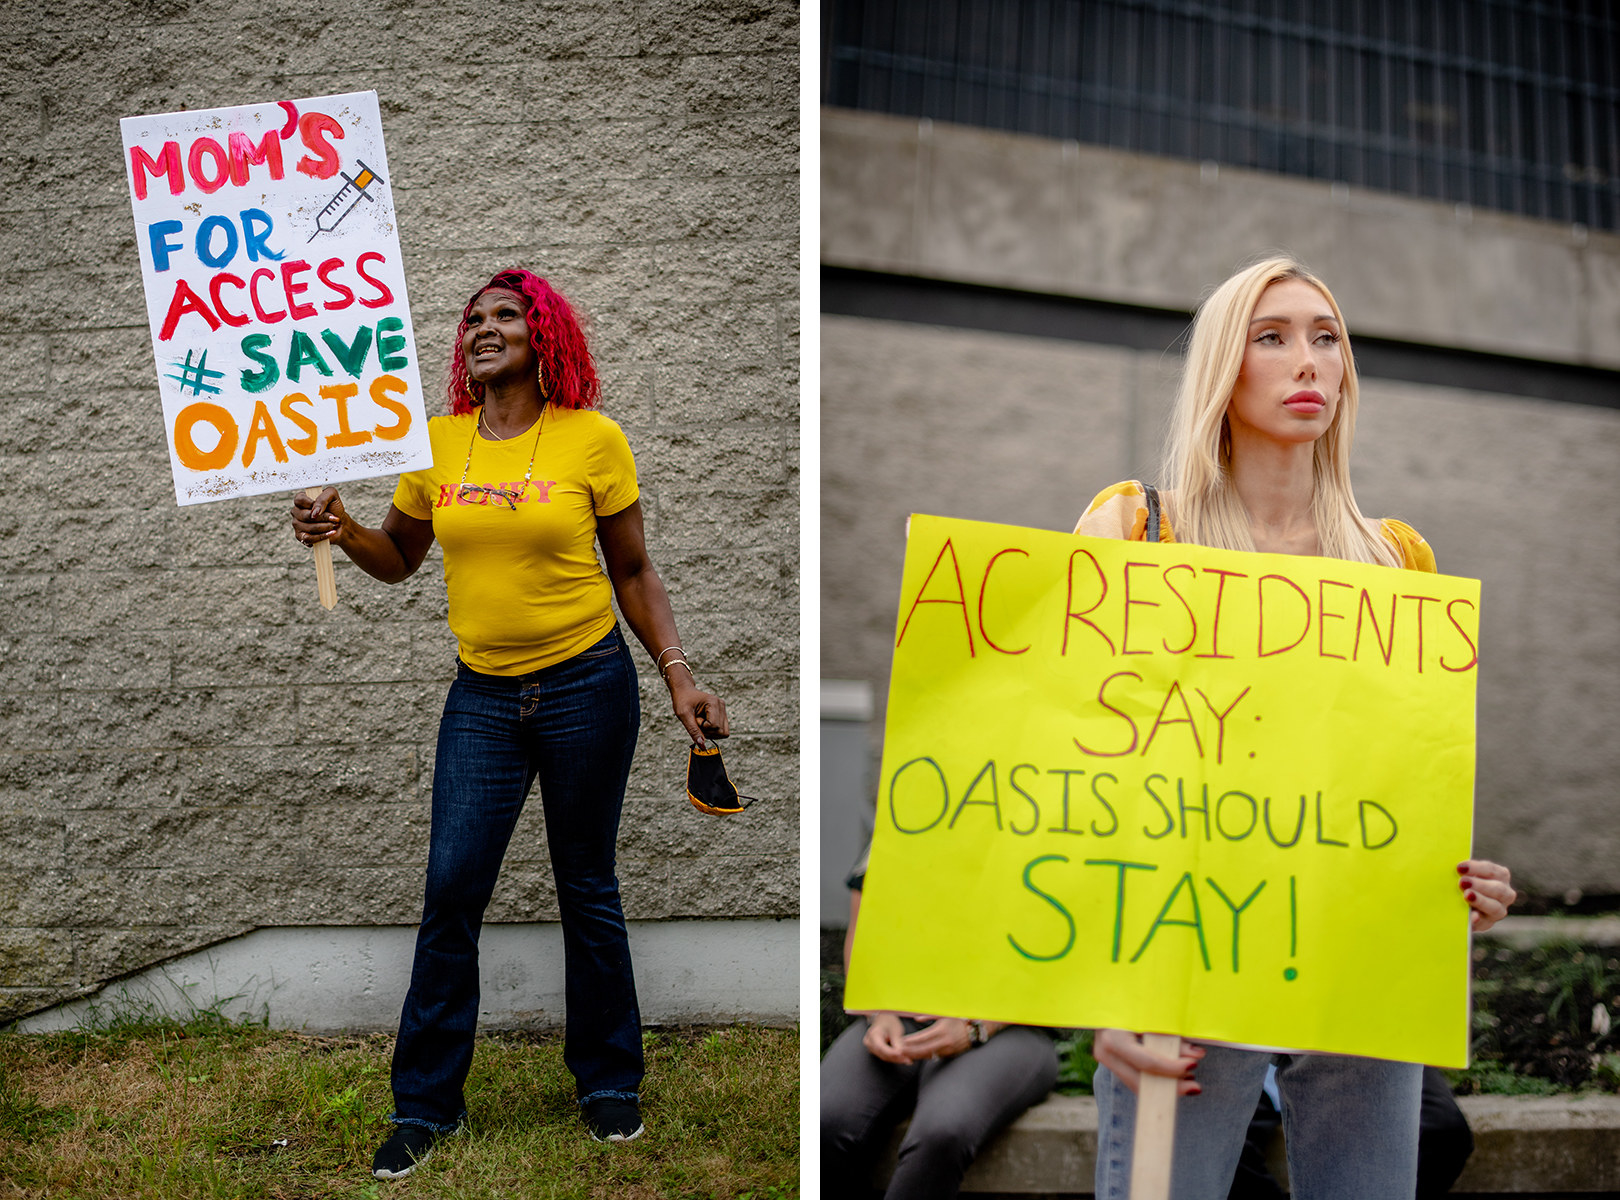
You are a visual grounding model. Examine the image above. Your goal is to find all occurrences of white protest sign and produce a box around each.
[121,90,432,507]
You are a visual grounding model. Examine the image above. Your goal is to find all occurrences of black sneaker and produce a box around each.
[583,1096,644,1143]
[372,1123,442,1179]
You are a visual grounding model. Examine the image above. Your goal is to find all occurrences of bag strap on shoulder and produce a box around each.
[1143,483,1161,544]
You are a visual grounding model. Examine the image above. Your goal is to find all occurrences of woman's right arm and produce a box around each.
[290,487,435,584]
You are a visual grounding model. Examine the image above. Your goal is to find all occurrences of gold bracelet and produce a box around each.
[659,657,694,683]
[654,646,685,669]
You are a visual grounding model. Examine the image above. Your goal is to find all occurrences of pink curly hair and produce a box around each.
[447,269,601,414]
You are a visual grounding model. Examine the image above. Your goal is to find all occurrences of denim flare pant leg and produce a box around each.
[1095,1046,1421,1200]
[389,627,643,1130]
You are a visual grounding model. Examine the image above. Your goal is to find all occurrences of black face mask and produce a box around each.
[686,745,754,815]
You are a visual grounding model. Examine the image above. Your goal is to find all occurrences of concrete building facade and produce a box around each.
[821,107,1620,909]
[0,0,799,1028]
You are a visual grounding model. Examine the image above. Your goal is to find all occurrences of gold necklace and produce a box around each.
[458,405,548,510]
[477,407,538,441]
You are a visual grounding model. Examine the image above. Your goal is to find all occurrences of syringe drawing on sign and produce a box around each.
[307,159,385,241]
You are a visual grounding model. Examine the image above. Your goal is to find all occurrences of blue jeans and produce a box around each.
[389,626,643,1131]
[1094,1047,1421,1199]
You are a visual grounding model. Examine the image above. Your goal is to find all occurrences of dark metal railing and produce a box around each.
[823,0,1620,231]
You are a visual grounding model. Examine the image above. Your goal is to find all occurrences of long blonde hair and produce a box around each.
[1161,256,1397,567]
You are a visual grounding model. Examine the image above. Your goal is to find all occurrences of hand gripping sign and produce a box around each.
[844,514,1481,1069]
[121,91,433,605]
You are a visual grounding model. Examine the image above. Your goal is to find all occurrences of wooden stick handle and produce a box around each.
[304,486,338,610]
[1129,1031,1182,1200]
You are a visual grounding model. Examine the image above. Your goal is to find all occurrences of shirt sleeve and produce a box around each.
[392,465,434,520]
[1379,518,1437,572]
[1075,480,1149,541]
[845,840,871,892]
[590,417,640,516]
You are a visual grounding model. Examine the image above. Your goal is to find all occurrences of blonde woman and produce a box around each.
[1075,257,1515,1200]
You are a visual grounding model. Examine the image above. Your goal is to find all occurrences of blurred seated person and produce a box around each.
[1228,1065,1474,1199]
[821,845,1061,1200]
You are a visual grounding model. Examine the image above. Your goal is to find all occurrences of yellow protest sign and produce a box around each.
[845,514,1481,1067]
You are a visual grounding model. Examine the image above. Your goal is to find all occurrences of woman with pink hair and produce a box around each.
[292,269,728,1178]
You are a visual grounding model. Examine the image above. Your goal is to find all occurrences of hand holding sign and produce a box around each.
[1459,858,1516,931]
[291,486,348,546]
[293,486,345,609]
[1094,1029,1205,1096]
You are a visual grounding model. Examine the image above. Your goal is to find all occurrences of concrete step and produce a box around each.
[1484,915,1620,949]
[875,1093,1620,1195]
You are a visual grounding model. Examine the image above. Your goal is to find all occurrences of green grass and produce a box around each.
[0,1016,798,1199]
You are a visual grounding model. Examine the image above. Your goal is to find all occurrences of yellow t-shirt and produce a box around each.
[393,407,640,674]
[1075,480,1437,572]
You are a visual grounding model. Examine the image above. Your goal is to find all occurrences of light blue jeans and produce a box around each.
[1094,1046,1421,1199]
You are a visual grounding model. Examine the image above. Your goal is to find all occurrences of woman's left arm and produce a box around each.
[1460,859,1516,932]
[598,499,729,747]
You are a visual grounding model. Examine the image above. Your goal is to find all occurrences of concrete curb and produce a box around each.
[875,1093,1620,1194]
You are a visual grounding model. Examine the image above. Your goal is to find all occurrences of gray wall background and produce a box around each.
[0,0,799,1025]
[822,108,1620,904]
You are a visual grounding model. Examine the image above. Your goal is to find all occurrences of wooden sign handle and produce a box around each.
[303,486,338,610]
[1129,1032,1182,1200]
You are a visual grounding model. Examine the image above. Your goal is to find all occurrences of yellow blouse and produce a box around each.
[1075,480,1436,573]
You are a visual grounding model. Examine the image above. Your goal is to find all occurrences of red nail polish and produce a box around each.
[1189,1085,1202,1096]
[1457,864,1468,873]
[1467,890,1477,903]
[1459,879,1469,890]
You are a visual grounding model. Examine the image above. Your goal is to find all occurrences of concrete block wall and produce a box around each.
[820,109,1620,898]
[0,0,799,1025]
